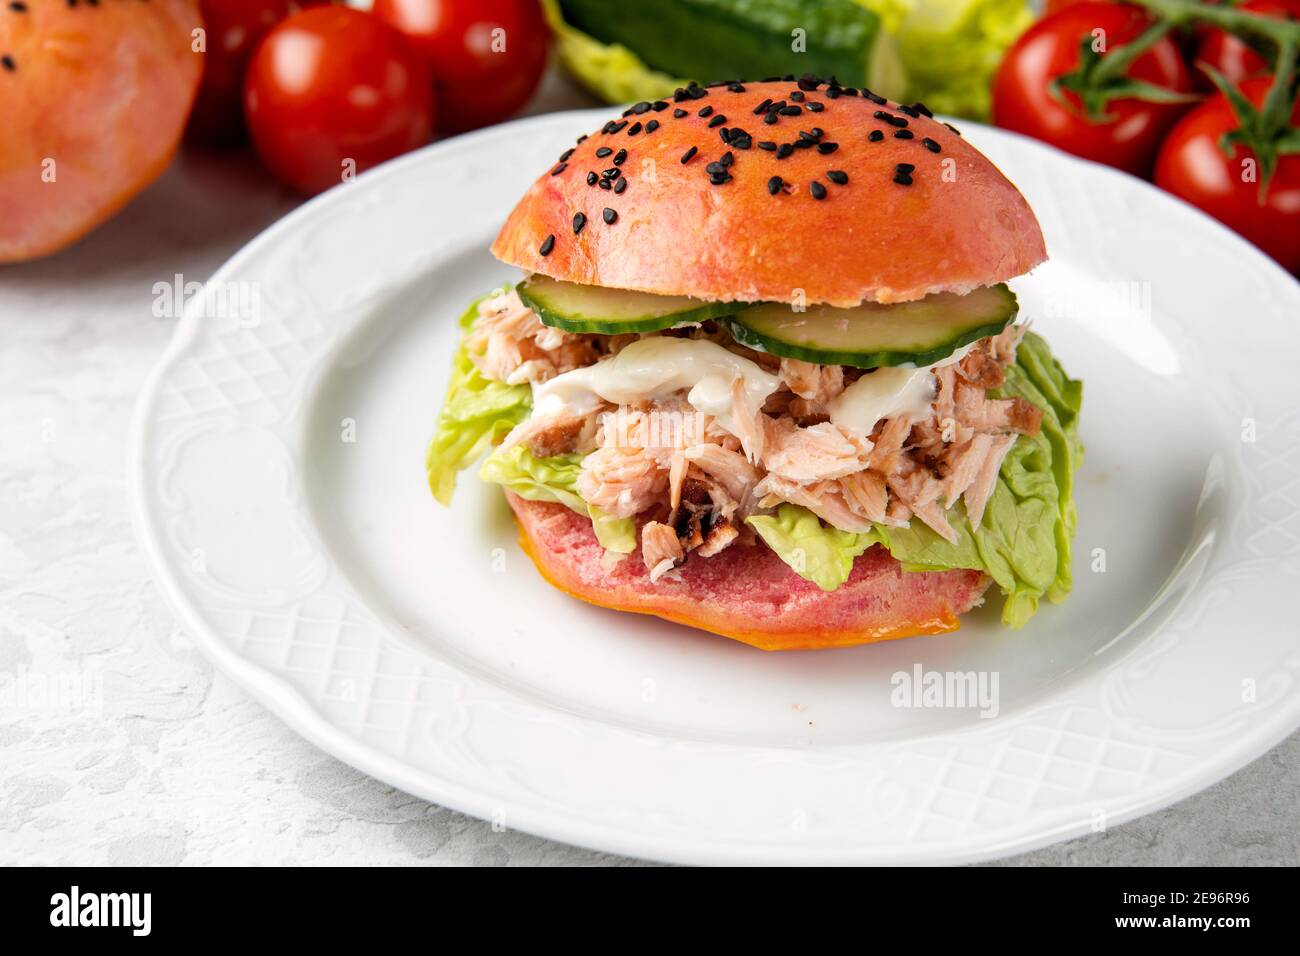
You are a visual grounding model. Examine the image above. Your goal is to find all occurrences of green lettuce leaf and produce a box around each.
[478,443,637,554]
[855,0,1034,119]
[748,332,1083,627]
[425,289,532,505]
[747,505,876,592]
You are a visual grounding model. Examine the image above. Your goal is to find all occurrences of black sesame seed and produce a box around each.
[652,101,669,111]
[775,144,794,159]
[826,170,848,185]
[864,91,887,105]
[576,134,588,143]
[896,162,915,174]
[613,149,627,165]
[698,105,714,117]
[614,178,627,194]
[688,85,707,100]
[558,148,574,162]
[797,75,820,91]
[728,82,746,93]
[708,114,727,128]
[945,122,962,136]
[758,141,777,151]
[728,130,752,150]
[10,1,29,10]
[816,142,838,154]
[789,90,805,102]
[539,235,555,256]
[602,168,621,180]
[763,112,778,125]
[608,120,628,134]
[673,108,687,118]
[767,176,784,195]
[680,146,698,164]
[573,212,587,234]
[825,87,840,99]
[603,208,618,224]
[798,130,817,142]
[645,119,660,133]
[720,151,734,167]
[806,101,824,113]
[809,127,824,138]
[753,98,773,115]
[810,181,827,200]
[792,138,813,150]
[708,171,732,185]
[595,147,612,158]
[779,105,801,116]
[922,137,942,153]
[897,105,919,118]
[868,129,884,142]
[627,121,642,136]
[631,101,652,114]
[1,54,13,72]
[893,173,913,186]
[586,172,598,186]
[598,179,612,190]
[894,129,914,139]
[706,161,727,175]
[912,101,933,118]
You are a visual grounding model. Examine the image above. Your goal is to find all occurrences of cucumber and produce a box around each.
[557,0,886,89]
[724,285,1018,369]
[517,274,739,334]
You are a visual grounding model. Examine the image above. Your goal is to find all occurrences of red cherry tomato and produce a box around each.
[1193,0,1300,91]
[187,0,296,145]
[1155,76,1300,272]
[372,0,548,134]
[243,6,435,194]
[993,2,1196,177]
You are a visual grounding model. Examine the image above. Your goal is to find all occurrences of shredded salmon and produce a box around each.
[489,296,1044,583]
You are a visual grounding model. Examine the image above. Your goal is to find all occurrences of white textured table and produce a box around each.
[2,69,1296,866]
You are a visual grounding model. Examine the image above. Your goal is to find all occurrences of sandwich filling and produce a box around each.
[429,283,1082,627]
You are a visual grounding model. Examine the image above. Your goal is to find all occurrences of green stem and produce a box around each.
[1092,21,1173,84]
[1258,39,1298,135]
[1131,0,1300,44]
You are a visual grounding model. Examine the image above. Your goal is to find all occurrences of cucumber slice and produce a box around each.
[724,285,1018,369]
[517,274,738,334]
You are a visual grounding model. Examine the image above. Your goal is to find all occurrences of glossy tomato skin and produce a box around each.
[187,0,295,145]
[993,2,1196,176]
[1155,77,1300,272]
[1193,0,1300,91]
[243,6,435,194]
[372,0,548,134]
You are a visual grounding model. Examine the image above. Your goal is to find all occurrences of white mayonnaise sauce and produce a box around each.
[530,335,983,445]
[531,337,781,436]
[827,341,977,438]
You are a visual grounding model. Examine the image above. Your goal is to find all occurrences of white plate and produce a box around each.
[130,109,1300,865]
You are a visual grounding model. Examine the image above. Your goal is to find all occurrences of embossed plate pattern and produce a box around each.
[130,111,1300,864]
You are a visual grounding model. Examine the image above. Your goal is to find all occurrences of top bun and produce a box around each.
[492,78,1046,306]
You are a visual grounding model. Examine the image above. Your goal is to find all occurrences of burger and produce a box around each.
[427,77,1083,651]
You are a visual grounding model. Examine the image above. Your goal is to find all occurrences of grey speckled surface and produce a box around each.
[2,69,1296,867]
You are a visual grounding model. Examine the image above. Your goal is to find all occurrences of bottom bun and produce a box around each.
[507,493,990,651]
